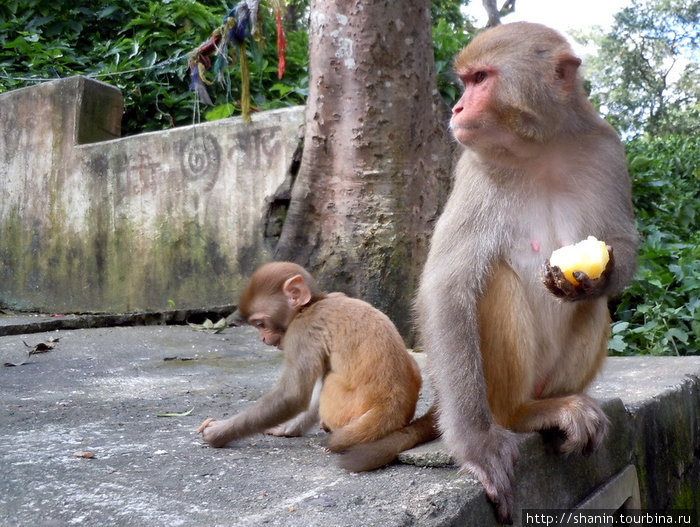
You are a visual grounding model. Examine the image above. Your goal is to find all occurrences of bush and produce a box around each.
[609,134,699,356]
[0,0,308,135]
[432,17,470,107]
[1,0,464,133]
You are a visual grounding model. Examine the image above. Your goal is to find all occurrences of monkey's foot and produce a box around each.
[555,395,608,456]
[265,425,303,437]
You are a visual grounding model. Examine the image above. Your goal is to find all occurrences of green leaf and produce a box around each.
[156,407,194,418]
[608,335,628,353]
[204,103,235,121]
[665,327,688,344]
[611,321,630,334]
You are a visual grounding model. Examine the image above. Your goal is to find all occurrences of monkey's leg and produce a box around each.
[336,406,440,472]
[318,372,363,431]
[509,300,610,455]
[479,261,609,453]
[478,261,539,425]
[325,408,389,452]
[538,300,610,397]
[320,373,407,452]
[508,394,608,455]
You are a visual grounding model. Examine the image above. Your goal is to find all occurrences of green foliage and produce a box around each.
[431,2,476,108]
[432,17,472,107]
[0,0,472,133]
[0,0,308,135]
[576,0,699,137]
[431,0,471,30]
[609,134,699,356]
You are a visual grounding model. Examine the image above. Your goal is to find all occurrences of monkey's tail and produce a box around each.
[337,406,440,472]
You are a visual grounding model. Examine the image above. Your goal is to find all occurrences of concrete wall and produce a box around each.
[0,76,304,313]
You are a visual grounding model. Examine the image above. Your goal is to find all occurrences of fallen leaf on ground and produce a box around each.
[3,352,30,367]
[23,339,57,355]
[156,407,194,418]
[187,318,227,333]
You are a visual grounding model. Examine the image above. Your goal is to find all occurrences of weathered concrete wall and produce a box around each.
[0,76,304,313]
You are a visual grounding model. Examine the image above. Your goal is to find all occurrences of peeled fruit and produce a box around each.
[549,236,609,286]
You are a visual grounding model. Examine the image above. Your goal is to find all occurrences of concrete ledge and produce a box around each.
[0,307,236,337]
[1,321,697,526]
[402,356,700,524]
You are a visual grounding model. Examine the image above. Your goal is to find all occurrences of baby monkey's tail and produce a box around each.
[337,406,440,472]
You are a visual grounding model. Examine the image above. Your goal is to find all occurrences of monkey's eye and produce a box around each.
[473,71,487,84]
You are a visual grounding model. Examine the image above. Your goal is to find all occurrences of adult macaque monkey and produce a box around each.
[198,262,438,468]
[416,22,637,523]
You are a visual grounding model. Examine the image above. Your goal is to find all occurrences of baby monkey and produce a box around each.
[197,261,438,469]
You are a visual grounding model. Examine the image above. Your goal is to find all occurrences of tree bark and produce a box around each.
[274,0,453,341]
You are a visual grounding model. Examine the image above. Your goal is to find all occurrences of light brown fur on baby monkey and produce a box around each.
[417,22,638,523]
[198,262,438,469]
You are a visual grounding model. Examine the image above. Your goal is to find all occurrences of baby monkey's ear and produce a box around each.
[282,274,312,308]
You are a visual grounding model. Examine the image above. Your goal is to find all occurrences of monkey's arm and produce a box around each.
[542,149,638,302]
[200,344,325,448]
[265,376,322,437]
[418,256,519,524]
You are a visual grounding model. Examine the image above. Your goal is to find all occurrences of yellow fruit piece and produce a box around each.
[549,236,609,286]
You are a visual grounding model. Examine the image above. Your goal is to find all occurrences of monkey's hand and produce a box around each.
[540,246,614,300]
[265,425,298,437]
[197,418,233,448]
[265,411,317,437]
[455,424,519,524]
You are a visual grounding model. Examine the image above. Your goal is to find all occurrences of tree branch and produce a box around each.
[482,0,501,27]
[482,0,516,27]
[500,0,516,17]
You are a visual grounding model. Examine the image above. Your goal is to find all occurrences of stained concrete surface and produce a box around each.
[1,316,698,526]
[0,320,467,527]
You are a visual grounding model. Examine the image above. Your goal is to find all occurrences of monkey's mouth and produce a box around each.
[451,123,480,132]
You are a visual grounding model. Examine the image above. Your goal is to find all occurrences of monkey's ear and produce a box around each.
[282,275,312,308]
[554,53,582,95]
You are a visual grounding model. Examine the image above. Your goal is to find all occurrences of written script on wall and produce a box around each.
[180,127,284,191]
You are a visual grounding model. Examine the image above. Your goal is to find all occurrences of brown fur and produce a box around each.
[417,22,637,523]
[337,406,440,472]
[478,260,610,453]
[287,291,422,452]
[199,262,436,468]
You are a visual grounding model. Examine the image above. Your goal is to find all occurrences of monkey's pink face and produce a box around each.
[248,315,285,348]
[451,67,497,146]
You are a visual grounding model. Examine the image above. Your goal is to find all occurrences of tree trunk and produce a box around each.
[274,0,453,341]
